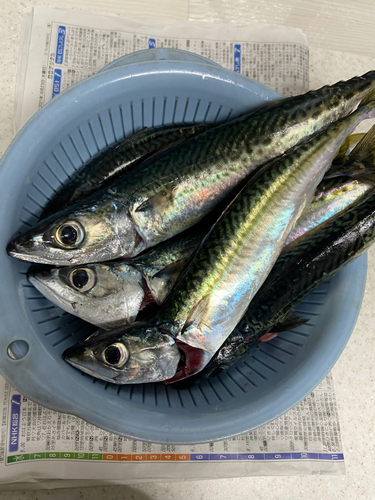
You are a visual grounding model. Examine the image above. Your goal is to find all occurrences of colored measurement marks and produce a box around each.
[7,452,344,463]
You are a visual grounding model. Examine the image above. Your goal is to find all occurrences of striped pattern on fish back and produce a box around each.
[236,191,375,338]
[114,72,375,201]
[157,136,325,326]
[131,229,204,274]
[41,124,216,218]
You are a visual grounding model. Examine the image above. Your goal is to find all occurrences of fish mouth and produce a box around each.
[163,339,211,384]
[27,267,54,288]
[6,240,34,262]
[63,344,118,383]
[27,267,75,311]
[7,238,60,265]
[28,273,58,299]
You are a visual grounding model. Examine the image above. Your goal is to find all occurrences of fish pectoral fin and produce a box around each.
[152,258,190,281]
[182,294,212,335]
[272,309,309,333]
[135,184,178,214]
[149,258,190,304]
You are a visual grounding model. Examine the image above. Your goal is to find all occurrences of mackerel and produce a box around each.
[181,189,375,385]
[41,123,215,218]
[8,72,375,266]
[62,101,375,384]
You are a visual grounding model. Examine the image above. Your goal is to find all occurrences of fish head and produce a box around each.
[7,197,145,265]
[28,262,146,329]
[62,325,180,384]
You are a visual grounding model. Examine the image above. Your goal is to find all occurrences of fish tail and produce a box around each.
[359,87,375,107]
[327,125,375,185]
[333,133,365,164]
[346,123,375,164]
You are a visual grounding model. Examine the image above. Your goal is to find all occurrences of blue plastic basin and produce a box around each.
[0,49,367,444]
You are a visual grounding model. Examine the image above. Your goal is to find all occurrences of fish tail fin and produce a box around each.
[359,87,375,107]
[327,125,375,185]
[346,123,375,165]
[334,133,365,164]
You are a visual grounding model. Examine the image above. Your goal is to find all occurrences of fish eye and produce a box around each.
[69,267,96,292]
[54,221,84,248]
[102,343,129,367]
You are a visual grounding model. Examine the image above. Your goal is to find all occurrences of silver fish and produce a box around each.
[28,230,202,329]
[64,328,180,384]
[286,125,375,243]
[30,126,375,329]
[63,100,375,384]
[7,73,375,266]
[40,123,216,219]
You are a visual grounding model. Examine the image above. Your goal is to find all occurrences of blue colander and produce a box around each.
[0,49,367,444]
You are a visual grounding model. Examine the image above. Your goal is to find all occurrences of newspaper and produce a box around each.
[1,6,345,487]
[1,374,344,488]
[14,6,309,133]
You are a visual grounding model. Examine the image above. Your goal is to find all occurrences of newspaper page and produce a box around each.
[14,6,309,132]
[2,6,345,487]
[0,373,344,489]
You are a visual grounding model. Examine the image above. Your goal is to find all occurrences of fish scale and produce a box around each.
[41,123,215,218]
[250,194,375,327]
[123,79,375,198]
[159,142,310,324]
[31,130,375,334]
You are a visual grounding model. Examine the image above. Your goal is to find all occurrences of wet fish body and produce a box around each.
[41,123,216,219]
[173,124,375,387]
[8,71,375,266]
[287,124,375,243]
[29,126,375,330]
[286,177,372,243]
[62,100,375,384]
[187,189,375,384]
[28,230,203,330]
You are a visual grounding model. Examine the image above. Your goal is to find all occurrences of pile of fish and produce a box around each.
[7,71,375,388]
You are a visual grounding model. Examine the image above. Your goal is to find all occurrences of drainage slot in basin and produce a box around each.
[7,340,30,360]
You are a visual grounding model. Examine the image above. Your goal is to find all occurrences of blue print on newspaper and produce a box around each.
[55,25,66,64]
